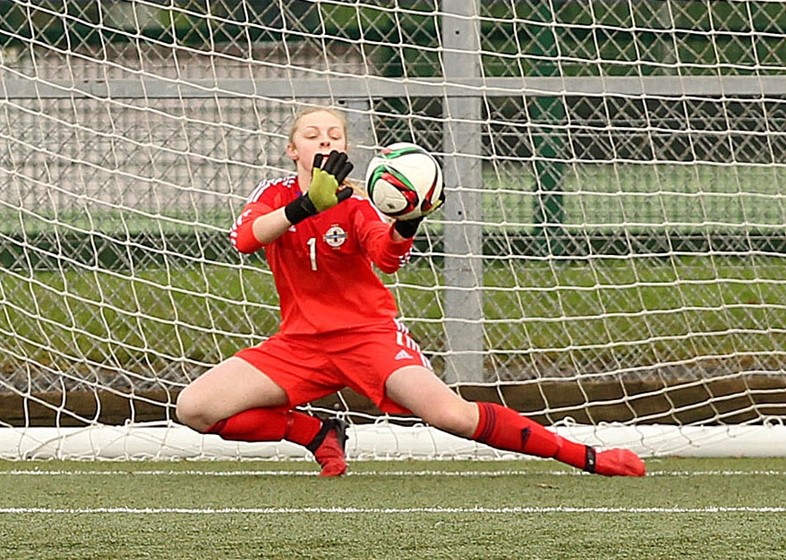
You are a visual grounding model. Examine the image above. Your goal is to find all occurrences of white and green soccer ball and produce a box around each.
[365,142,443,221]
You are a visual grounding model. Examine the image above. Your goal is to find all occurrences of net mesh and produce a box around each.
[1,0,785,458]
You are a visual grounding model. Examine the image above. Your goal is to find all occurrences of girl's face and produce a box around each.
[287,110,347,175]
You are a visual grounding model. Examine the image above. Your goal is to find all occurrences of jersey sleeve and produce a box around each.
[229,178,288,254]
[229,200,269,254]
[352,200,414,274]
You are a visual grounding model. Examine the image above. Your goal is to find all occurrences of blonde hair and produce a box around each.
[288,106,350,147]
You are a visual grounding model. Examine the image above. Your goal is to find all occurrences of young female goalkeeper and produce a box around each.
[175,107,646,477]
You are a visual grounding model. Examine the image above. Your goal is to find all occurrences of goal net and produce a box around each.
[1,0,785,460]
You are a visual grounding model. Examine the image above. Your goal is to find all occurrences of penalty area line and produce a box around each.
[1,506,785,515]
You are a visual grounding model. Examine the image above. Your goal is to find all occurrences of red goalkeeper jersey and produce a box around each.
[230,176,414,335]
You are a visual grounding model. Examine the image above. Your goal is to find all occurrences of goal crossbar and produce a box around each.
[5,76,786,100]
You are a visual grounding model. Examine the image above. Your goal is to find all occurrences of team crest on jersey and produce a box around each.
[323,225,347,248]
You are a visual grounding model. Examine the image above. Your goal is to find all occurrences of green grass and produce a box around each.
[484,163,786,228]
[2,256,785,377]
[0,458,784,559]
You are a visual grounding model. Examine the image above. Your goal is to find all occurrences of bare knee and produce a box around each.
[174,357,287,433]
[175,386,216,433]
[420,401,478,438]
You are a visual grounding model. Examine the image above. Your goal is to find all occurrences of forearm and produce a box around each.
[230,203,290,254]
[252,207,293,245]
[233,195,337,253]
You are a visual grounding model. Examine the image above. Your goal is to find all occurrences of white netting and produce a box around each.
[1,0,785,458]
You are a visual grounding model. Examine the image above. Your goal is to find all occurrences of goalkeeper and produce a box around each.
[176,106,646,477]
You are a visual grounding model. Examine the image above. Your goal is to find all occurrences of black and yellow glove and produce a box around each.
[285,151,354,225]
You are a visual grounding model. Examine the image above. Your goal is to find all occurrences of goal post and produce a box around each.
[1,0,786,460]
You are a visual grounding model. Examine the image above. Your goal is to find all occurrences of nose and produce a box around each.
[319,137,331,147]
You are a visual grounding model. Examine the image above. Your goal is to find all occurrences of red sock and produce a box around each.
[207,408,322,447]
[472,402,589,469]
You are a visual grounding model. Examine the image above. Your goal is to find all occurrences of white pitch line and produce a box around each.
[0,469,785,477]
[0,506,785,515]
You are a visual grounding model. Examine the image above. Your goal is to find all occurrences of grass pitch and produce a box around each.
[1,457,785,560]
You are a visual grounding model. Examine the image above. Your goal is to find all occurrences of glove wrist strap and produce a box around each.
[285,194,318,225]
[393,218,422,239]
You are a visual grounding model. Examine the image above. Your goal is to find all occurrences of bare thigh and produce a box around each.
[175,356,288,432]
[385,365,479,438]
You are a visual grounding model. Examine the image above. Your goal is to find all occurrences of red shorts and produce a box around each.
[235,319,431,414]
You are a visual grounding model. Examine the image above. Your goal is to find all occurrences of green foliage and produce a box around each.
[6,1,786,76]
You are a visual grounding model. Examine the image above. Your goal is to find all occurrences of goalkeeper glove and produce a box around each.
[393,190,445,239]
[393,216,423,239]
[285,151,354,225]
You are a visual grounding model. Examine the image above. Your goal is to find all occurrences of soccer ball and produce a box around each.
[365,142,443,221]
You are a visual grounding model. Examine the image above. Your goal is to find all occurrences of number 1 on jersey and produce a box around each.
[307,237,318,271]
